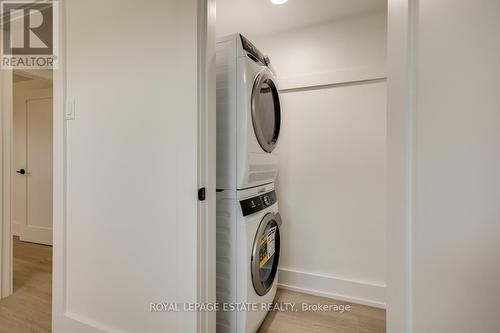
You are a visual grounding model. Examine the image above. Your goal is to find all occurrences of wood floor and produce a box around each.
[0,238,385,333]
[259,289,386,333]
[0,236,52,333]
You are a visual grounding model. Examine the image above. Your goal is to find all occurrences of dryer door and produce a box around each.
[251,72,281,153]
[251,212,282,296]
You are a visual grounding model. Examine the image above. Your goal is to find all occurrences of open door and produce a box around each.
[22,97,53,245]
[13,87,53,246]
[51,1,216,332]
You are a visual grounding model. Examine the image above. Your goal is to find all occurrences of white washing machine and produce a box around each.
[216,183,282,333]
[216,34,282,190]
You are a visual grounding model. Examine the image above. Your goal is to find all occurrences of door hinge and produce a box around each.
[198,187,206,201]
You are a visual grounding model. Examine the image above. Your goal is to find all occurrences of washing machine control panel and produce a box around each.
[240,190,277,216]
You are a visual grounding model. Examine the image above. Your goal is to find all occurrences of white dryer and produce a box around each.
[216,183,282,333]
[216,34,282,190]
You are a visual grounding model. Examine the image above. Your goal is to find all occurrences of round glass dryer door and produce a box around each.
[251,73,281,153]
[251,213,282,296]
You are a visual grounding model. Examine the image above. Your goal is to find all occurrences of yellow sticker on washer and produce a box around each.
[259,227,277,268]
[259,235,269,268]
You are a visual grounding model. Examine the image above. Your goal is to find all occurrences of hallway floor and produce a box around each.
[0,237,52,333]
[0,238,385,333]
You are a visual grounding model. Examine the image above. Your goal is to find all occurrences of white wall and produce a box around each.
[253,10,387,90]
[53,1,203,332]
[252,11,388,307]
[413,0,500,332]
[12,79,52,236]
[388,0,500,332]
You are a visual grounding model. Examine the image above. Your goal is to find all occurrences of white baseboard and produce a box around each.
[18,225,52,246]
[278,268,386,309]
[12,220,20,236]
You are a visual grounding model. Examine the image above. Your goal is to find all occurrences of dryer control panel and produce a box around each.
[240,34,268,66]
[240,190,277,216]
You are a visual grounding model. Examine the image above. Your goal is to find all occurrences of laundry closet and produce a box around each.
[215,1,387,331]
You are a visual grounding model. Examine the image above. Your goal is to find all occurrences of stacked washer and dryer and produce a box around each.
[216,34,283,333]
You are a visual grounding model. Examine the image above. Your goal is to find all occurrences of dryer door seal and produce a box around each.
[251,212,282,296]
[251,72,281,153]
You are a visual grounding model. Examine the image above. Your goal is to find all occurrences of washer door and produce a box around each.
[251,212,282,296]
[251,72,281,153]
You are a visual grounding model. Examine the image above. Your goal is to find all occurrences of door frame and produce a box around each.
[0,69,13,298]
[1,2,217,333]
[196,0,217,331]
[387,0,416,332]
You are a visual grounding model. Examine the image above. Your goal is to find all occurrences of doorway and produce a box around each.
[0,70,54,332]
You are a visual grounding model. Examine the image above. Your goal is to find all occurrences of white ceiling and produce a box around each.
[216,0,387,38]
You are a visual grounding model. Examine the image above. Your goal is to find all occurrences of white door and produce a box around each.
[20,98,53,245]
[52,1,215,332]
